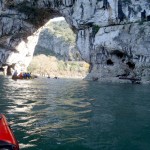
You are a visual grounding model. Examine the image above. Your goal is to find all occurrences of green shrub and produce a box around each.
[92,25,100,36]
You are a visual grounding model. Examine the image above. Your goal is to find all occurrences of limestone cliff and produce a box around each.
[34,20,81,61]
[0,0,150,82]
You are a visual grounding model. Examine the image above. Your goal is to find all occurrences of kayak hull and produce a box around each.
[0,114,19,150]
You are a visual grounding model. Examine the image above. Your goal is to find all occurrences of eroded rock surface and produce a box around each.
[0,0,150,82]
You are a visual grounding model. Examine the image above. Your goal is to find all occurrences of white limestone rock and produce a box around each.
[0,0,150,82]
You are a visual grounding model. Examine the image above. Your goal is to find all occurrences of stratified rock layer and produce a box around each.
[0,0,150,81]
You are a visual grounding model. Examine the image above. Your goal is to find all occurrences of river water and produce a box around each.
[0,75,150,150]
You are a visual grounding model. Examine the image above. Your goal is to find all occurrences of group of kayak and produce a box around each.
[0,114,19,150]
[12,72,33,80]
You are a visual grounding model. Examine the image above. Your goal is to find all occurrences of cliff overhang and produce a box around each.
[0,0,150,82]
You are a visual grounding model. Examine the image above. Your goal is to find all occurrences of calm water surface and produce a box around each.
[0,75,150,150]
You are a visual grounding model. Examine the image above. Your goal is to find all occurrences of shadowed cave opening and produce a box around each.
[0,68,4,72]
[126,62,135,70]
[107,59,114,65]
[147,15,150,21]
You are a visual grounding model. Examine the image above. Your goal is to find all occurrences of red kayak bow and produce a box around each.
[0,114,19,150]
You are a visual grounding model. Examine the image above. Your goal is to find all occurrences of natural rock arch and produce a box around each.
[0,0,74,74]
[0,0,150,82]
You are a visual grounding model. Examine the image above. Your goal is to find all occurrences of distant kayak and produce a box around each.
[0,114,19,150]
[12,75,37,80]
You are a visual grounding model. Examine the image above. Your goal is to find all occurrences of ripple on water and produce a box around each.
[1,77,150,150]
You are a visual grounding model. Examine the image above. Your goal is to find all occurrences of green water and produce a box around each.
[0,75,150,150]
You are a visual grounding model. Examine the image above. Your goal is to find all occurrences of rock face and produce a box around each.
[34,20,81,61]
[0,0,150,82]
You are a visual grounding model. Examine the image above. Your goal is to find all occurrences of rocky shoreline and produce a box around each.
[85,76,150,84]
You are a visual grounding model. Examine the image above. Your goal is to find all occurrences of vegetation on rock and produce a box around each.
[46,20,76,44]
[28,54,89,78]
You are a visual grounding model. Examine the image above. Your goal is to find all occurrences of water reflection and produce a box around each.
[1,77,94,149]
[1,76,150,150]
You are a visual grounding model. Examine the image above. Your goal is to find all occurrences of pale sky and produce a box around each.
[50,17,65,22]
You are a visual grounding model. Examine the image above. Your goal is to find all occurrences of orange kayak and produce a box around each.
[0,114,19,150]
